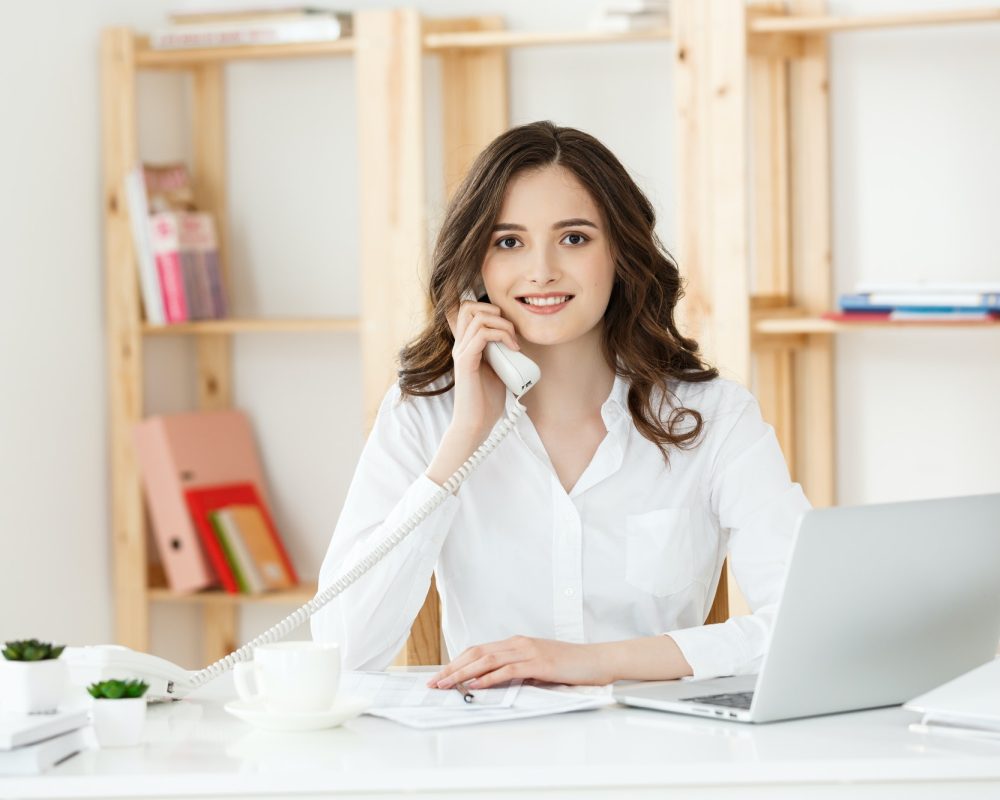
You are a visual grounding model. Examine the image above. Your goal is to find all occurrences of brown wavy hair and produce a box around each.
[398,120,718,462]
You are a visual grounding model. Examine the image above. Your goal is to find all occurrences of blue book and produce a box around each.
[839,292,1000,312]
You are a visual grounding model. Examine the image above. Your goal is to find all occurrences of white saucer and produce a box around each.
[224,695,370,732]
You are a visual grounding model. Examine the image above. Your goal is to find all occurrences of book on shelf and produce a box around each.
[589,0,670,31]
[212,505,297,593]
[0,725,89,776]
[133,410,274,593]
[143,162,197,213]
[123,162,227,325]
[839,292,1000,312]
[185,482,298,594]
[149,211,227,322]
[151,12,352,50]
[855,280,1000,295]
[168,4,349,24]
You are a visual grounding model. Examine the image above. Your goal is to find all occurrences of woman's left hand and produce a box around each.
[426,636,613,690]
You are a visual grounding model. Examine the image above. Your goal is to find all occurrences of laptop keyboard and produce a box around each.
[680,691,755,710]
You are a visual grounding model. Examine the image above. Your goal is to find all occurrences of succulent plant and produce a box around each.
[87,679,150,700]
[2,639,66,661]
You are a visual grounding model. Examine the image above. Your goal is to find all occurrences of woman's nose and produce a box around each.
[525,245,561,286]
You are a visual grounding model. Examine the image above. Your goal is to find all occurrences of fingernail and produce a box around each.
[468,679,479,688]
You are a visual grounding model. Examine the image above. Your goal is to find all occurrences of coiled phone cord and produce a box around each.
[187,400,526,691]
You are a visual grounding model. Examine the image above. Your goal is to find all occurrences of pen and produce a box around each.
[453,680,476,703]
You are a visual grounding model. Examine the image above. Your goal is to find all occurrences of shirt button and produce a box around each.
[563,586,575,597]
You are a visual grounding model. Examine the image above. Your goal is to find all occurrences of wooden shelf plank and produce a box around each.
[423,27,671,51]
[755,316,1000,335]
[134,36,354,68]
[142,318,360,335]
[148,583,318,606]
[750,7,1000,35]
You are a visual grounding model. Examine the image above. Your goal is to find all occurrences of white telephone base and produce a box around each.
[63,645,197,703]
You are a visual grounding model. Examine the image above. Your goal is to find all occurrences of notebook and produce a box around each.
[0,727,88,775]
[0,709,89,750]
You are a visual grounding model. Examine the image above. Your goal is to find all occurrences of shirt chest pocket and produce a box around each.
[625,508,707,597]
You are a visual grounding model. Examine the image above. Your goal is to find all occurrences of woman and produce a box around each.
[311,121,809,690]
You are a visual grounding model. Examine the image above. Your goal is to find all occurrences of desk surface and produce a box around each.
[5,672,1000,799]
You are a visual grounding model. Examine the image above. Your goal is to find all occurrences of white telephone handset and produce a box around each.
[460,287,540,395]
[64,285,538,702]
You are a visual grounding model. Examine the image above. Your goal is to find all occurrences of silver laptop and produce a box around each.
[613,493,1000,724]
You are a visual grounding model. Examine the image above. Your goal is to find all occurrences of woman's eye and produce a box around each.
[496,237,520,249]
[562,233,588,246]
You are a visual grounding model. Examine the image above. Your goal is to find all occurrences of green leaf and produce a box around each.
[105,682,126,699]
[0,639,64,660]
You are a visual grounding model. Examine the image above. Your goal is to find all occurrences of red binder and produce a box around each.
[184,482,298,595]
[133,410,272,593]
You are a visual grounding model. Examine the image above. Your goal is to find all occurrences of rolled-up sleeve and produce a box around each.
[310,384,459,670]
[666,396,811,680]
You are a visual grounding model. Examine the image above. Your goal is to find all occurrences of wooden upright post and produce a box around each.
[355,9,429,432]
[355,10,436,664]
[674,0,750,618]
[192,62,237,663]
[430,15,509,199]
[673,0,750,386]
[748,3,796,472]
[102,28,148,651]
[788,0,835,508]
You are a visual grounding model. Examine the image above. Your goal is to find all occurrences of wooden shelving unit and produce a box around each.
[678,0,1000,514]
[101,14,430,665]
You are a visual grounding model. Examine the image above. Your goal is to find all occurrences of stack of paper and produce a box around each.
[342,672,614,729]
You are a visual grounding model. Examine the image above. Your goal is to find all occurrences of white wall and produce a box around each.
[1,0,998,667]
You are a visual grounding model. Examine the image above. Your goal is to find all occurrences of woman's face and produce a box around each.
[481,165,615,348]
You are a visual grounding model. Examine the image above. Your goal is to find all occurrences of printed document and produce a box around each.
[342,671,615,729]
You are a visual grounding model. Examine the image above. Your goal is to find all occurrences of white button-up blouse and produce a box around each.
[311,375,811,681]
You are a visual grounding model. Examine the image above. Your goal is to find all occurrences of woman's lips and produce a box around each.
[517,297,572,315]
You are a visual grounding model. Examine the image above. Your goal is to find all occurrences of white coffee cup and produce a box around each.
[233,642,340,714]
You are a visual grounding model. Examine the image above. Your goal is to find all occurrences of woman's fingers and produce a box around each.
[467,663,526,690]
[453,300,499,342]
[454,312,519,359]
[433,649,524,689]
[427,639,522,686]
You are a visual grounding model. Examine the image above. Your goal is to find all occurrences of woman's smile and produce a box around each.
[516,293,575,315]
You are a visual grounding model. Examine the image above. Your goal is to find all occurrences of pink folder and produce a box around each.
[133,410,271,593]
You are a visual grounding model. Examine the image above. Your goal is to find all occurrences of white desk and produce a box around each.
[5,672,1000,800]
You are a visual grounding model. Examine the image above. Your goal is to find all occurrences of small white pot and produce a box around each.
[0,658,67,714]
[91,697,147,748]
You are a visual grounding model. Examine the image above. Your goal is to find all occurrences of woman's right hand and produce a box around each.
[425,298,520,489]
[447,297,521,441]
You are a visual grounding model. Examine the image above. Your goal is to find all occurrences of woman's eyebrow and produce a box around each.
[553,218,598,230]
[491,218,599,232]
